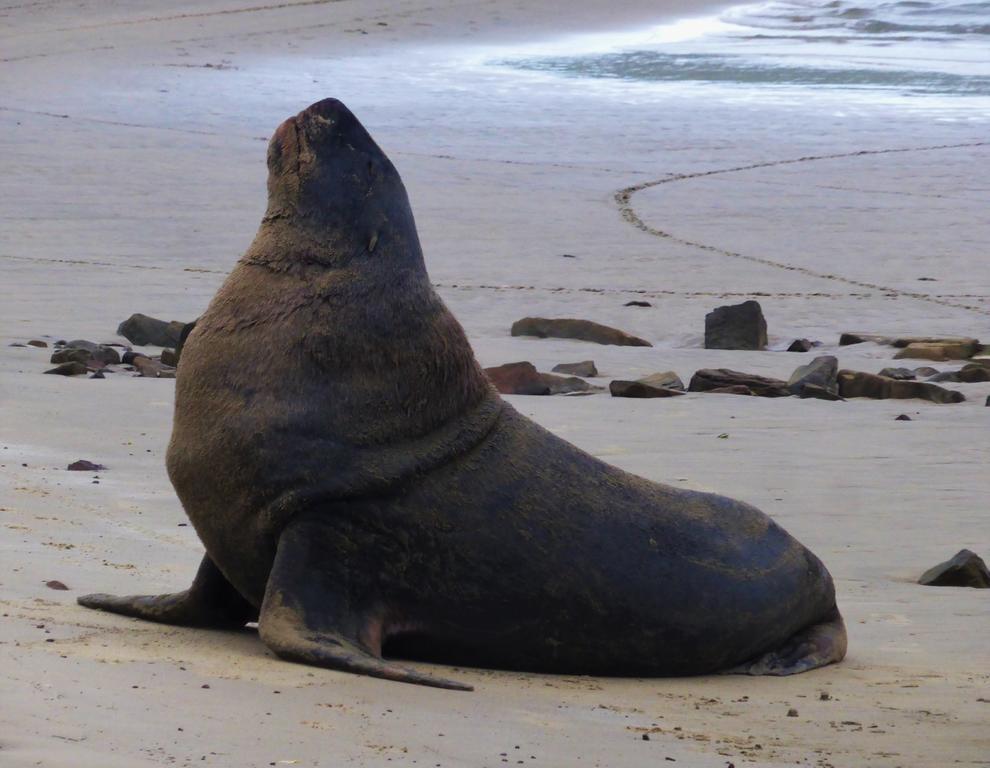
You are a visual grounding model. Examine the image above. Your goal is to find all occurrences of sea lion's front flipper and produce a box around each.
[77,554,257,628]
[257,512,472,691]
[727,607,848,676]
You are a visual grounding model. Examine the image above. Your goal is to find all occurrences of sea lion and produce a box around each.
[78,99,847,691]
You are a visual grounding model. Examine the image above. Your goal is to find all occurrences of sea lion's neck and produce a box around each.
[241,217,426,278]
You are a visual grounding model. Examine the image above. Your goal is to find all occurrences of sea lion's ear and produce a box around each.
[267,117,299,177]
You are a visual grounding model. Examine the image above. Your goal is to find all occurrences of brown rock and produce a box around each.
[511,317,651,347]
[918,549,990,588]
[27,340,48,348]
[133,356,176,379]
[704,301,767,351]
[609,380,685,398]
[894,341,979,361]
[928,364,990,383]
[541,374,601,395]
[841,333,979,351]
[45,580,70,590]
[798,383,844,401]
[552,360,598,377]
[484,362,549,395]
[160,348,179,368]
[836,370,964,404]
[689,369,791,398]
[44,362,88,376]
[707,385,755,396]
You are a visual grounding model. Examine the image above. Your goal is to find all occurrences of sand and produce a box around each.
[1,1,989,766]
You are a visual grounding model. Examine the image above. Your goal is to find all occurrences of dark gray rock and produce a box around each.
[878,367,916,380]
[542,374,601,395]
[609,380,685,398]
[837,370,964,404]
[918,550,990,588]
[68,459,106,471]
[914,366,939,377]
[787,355,838,397]
[511,317,651,347]
[894,414,912,421]
[51,348,93,365]
[117,313,187,347]
[44,362,88,376]
[552,360,598,377]
[704,300,767,350]
[624,300,652,308]
[65,339,99,352]
[786,339,814,352]
[689,368,790,398]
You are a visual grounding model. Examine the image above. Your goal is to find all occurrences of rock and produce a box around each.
[65,339,99,352]
[67,460,106,471]
[45,580,70,590]
[836,370,964,404]
[914,366,939,378]
[787,355,838,397]
[44,362,88,376]
[798,383,844,402]
[986,395,990,406]
[122,350,148,365]
[27,340,48,348]
[624,300,652,308]
[895,414,912,421]
[9,343,26,347]
[878,367,916,380]
[928,364,990,383]
[840,333,978,350]
[641,371,685,390]
[542,374,601,395]
[894,341,979,361]
[133,356,175,379]
[485,362,549,395]
[704,300,767,351]
[50,347,92,365]
[707,385,755,396]
[552,360,598,377]
[90,372,106,379]
[485,362,600,396]
[786,339,814,352]
[689,369,791,398]
[511,317,651,347]
[117,313,187,347]
[160,349,179,368]
[51,343,120,367]
[609,380,685,398]
[918,550,990,588]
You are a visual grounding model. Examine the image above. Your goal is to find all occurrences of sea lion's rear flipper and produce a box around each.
[727,607,848,676]
[77,554,257,628]
[257,512,472,691]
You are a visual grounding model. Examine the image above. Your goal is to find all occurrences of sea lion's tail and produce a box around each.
[725,605,848,676]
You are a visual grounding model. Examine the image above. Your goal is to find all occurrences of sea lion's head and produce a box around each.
[261,99,422,269]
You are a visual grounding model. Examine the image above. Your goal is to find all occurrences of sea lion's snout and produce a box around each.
[265,98,398,221]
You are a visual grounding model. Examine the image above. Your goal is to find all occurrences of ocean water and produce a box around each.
[494,0,990,117]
